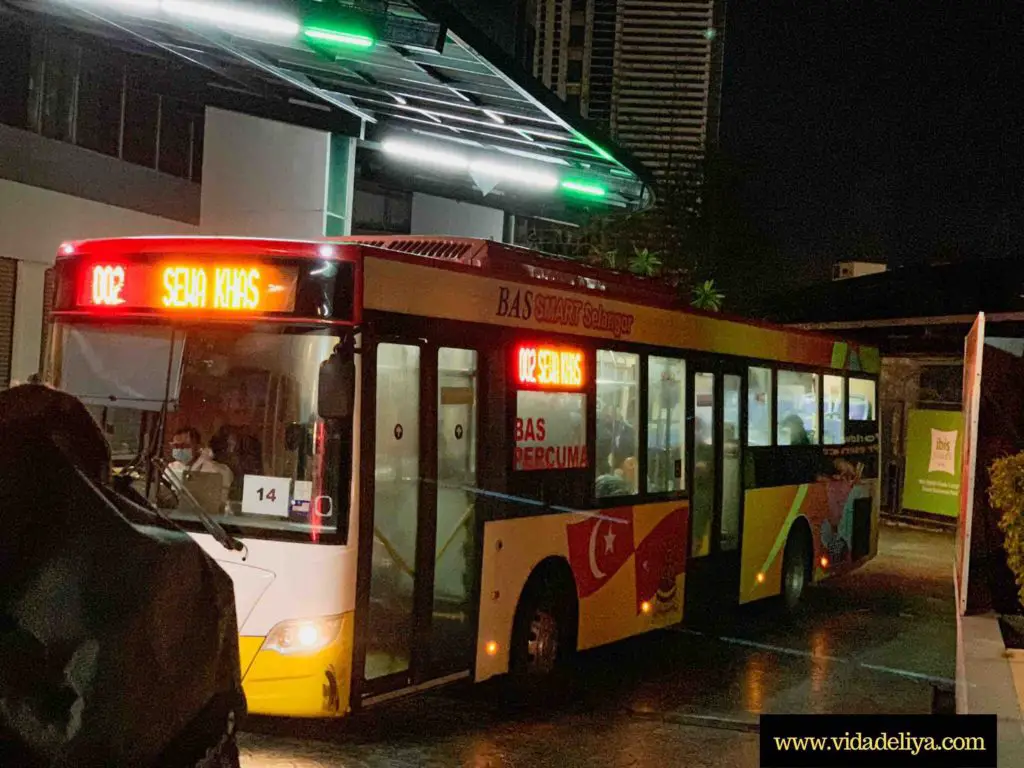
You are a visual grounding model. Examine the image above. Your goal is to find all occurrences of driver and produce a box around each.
[168,426,233,500]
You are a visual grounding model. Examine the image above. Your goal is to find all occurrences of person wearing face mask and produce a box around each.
[168,426,233,500]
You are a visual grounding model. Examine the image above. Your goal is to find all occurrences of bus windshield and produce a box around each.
[49,321,346,538]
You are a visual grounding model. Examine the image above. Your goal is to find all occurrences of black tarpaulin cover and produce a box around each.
[0,431,244,766]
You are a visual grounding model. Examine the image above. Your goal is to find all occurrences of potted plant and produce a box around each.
[987,451,1024,646]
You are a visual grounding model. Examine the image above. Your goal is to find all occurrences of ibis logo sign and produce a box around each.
[902,410,963,518]
[928,429,959,476]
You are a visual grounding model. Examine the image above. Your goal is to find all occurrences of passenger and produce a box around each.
[780,414,811,446]
[210,425,263,500]
[168,426,233,499]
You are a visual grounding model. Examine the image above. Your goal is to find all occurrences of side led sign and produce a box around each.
[517,345,584,389]
[78,261,300,313]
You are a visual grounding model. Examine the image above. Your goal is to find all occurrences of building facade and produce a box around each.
[0,23,506,389]
[525,0,725,181]
[0,3,651,390]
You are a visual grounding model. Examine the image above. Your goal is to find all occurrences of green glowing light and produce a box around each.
[304,27,375,49]
[574,131,616,163]
[561,180,607,197]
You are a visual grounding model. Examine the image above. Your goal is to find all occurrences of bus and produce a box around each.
[44,235,881,718]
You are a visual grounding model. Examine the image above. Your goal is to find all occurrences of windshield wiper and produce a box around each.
[154,457,246,556]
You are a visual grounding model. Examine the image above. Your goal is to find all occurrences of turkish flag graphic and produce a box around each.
[633,507,688,613]
[566,509,635,598]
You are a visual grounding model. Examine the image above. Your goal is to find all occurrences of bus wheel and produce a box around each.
[509,566,577,683]
[781,532,811,612]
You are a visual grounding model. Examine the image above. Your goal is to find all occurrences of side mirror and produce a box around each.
[317,349,355,419]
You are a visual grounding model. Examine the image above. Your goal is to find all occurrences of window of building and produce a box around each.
[19,33,204,180]
[747,366,772,446]
[76,50,123,158]
[569,24,586,46]
[777,370,819,445]
[158,97,197,179]
[122,86,158,168]
[0,24,32,130]
[567,59,583,82]
[30,36,77,143]
[515,391,587,471]
[849,378,877,421]
[647,356,686,493]
[823,374,845,444]
[596,349,639,497]
[564,93,581,116]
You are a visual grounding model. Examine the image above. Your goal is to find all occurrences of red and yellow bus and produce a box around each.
[45,235,881,717]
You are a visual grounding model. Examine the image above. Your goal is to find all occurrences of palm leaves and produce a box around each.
[691,279,725,312]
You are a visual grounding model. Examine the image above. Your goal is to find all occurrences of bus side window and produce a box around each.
[777,370,819,446]
[823,374,845,444]
[848,378,876,421]
[746,366,772,447]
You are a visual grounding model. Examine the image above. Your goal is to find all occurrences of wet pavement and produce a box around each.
[240,522,955,767]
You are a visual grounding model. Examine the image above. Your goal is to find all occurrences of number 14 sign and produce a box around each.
[242,475,291,517]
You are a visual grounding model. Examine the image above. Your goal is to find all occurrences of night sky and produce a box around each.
[716,1,1024,298]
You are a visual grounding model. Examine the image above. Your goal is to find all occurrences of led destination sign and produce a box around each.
[78,261,300,313]
[516,345,584,389]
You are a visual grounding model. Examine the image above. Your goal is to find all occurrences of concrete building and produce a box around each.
[0,0,653,389]
[524,0,726,180]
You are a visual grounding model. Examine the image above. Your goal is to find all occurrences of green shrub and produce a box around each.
[987,451,1024,608]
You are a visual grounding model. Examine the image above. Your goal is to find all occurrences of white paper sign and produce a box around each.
[293,480,313,502]
[928,428,959,475]
[242,475,291,517]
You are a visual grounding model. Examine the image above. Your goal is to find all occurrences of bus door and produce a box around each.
[356,339,480,703]
[684,363,746,619]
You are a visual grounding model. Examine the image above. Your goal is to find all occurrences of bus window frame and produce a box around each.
[641,350,691,504]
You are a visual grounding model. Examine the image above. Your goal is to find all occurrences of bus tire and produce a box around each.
[508,561,577,693]
[781,525,812,612]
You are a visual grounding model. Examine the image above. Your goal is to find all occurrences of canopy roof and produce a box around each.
[4,0,654,215]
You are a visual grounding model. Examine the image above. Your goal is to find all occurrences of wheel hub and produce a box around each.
[526,609,559,674]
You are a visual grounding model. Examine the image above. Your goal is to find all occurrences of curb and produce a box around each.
[880,514,956,534]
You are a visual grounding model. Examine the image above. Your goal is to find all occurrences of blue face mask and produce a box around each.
[172,448,193,464]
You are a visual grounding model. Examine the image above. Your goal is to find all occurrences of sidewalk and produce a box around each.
[956,612,1024,765]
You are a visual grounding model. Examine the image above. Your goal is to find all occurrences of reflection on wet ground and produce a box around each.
[241,524,954,768]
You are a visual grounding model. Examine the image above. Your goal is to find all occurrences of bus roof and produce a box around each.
[56,236,879,373]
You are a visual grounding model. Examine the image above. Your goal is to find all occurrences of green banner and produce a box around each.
[902,409,963,517]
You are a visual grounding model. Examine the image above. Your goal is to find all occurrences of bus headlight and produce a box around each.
[262,615,344,656]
